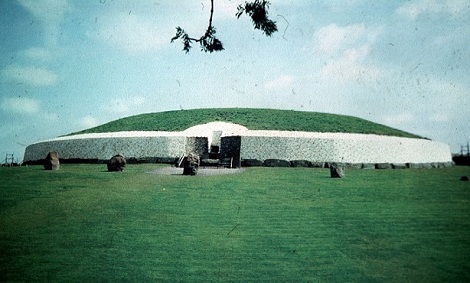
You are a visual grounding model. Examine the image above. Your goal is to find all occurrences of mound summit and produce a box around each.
[69,108,421,138]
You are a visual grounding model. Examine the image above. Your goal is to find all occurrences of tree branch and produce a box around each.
[208,0,214,32]
[172,0,277,53]
[171,0,223,53]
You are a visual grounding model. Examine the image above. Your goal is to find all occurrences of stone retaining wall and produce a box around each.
[23,130,452,167]
[24,135,187,162]
[239,134,452,164]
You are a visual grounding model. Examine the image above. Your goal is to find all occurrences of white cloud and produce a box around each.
[264,75,294,90]
[319,45,383,82]
[422,79,470,116]
[0,97,59,127]
[41,112,59,121]
[314,23,366,55]
[104,96,146,114]
[1,97,40,114]
[429,113,449,122]
[426,79,467,96]
[312,23,384,82]
[17,0,72,47]
[80,115,99,128]
[17,0,70,23]
[321,0,364,11]
[381,113,415,126]
[313,23,383,56]
[396,0,470,19]
[22,47,53,62]
[91,13,169,53]
[2,65,58,86]
[214,0,244,19]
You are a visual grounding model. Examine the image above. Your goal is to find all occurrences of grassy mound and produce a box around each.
[70,108,422,138]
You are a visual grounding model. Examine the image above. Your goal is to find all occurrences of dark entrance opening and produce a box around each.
[209,145,220,159]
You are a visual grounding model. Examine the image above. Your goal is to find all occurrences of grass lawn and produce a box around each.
[1,165,469,282]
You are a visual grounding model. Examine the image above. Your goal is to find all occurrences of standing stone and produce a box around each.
[183,153,199,176]
[330,163,345,178]
[44,151,60,170]
[107,154,126,172]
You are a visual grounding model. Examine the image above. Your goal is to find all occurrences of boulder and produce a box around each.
[460,176,469,181]
[310,162,326,168]
[330,163,345,178]
[44,151,60,170]
[263,159,291,167]
[290,160,311,167]
[126,157,139,164]
[421,163,433,169]
[408,163,432,169]
[392,163,407,169]
[344,163,362,169]
[375,163,392,170]
[107,155,126,172]
[442,162,454,168]
[361,163,375,170]
[241,159,264,167]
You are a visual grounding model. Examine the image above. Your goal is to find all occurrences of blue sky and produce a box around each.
[1,0,469,162]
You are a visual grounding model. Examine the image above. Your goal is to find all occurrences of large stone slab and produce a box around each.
[290,160,311,167]
[392,163,408,169]
[361,163,375,169]
[310,162,326,168]
[375,163,392,169]
[241,159,264,167]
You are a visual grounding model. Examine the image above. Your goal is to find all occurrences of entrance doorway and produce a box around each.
[209,131,223,158]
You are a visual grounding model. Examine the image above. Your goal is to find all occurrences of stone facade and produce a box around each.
[238,133,452,164]
[185,137,209,158]
[24,134,187,163]
[23,123,453,167]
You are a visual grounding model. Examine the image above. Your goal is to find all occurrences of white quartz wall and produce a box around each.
[24,131,452,164]
[24,136,187,161]
[240,135,452,163]
[240,136,336,162]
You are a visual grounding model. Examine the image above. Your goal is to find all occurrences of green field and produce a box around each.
[1,165,469,282]
[69,108,422,139]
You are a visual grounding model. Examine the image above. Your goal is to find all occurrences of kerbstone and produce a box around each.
[290,160,311,167]
[263,159,291,167]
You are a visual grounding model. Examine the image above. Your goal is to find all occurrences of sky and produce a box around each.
[1,0,469,162]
